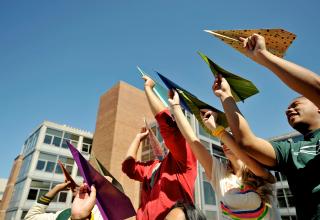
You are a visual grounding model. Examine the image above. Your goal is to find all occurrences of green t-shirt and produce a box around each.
[271,129,320,220]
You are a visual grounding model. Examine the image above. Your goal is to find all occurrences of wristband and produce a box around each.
[211,126,225,139]
[37,195,52,205]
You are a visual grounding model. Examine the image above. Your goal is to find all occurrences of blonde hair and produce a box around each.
[225,161,274,204]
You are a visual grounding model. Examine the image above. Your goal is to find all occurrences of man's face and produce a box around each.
[285,97,320,130]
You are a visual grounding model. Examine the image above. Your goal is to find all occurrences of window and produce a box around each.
[45,161,55,172]
[27,188,39,200]
[52,136,62,147]
[212,143,224,157]
[202,171,216,205]
[203,181,216,205]
[44,135,52,145]
[58,191,68,202]
[275,172,281,182]
[36,153,56,173]
[55,156,74,174]
[284,188,295,207]
[23,128,40,155]
[277,188,287,208]
[27,180,68,203]
[82,138,92,153]
[77,169,82,177]
[17,154,33,180]
[9,180,26,208]
[44,128,63,147]
[21,211,29,219]
[36,160,45,170]
[62,132,79,149]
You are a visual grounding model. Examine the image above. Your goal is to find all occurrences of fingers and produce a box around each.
[239,36,248,48]
[142,75,148,81]
[78,183,89,199]
[203,111,213,119]
[87,185,96,209]
[168,89,174,99]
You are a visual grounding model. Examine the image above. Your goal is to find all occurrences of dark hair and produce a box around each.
[171,201,207,220]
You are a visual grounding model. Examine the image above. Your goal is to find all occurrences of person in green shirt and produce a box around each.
[210,33,320,220]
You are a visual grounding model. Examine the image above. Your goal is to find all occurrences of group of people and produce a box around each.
[25,33,320,220]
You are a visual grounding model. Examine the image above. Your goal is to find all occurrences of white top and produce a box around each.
[24,202,102,220]
[209,156,280,220]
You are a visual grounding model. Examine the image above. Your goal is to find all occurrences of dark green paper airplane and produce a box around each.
[198,51,259,102]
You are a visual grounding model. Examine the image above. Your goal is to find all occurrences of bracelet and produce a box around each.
[211,126,225,139]
[171,104,180,107]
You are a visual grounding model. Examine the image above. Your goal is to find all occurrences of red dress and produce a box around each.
[122,109,197,220]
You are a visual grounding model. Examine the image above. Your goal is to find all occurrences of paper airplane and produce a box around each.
[67,142,136,220]
[157,72,228,137]
[198,51,259,102]
[144,118,164,160]
[205,28,296,58]
[137,66,169,107]
[57,160,79,190]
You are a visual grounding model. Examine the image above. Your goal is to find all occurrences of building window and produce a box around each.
[23,128,40,155]
[277,188,287,208]
[202,171,216,205]
[82,138,92,153]
[62,132,79,149]
[44,128,63,147]
[44,135,53,145]
[17,154,33,180]
[51,182,68,203]
[36,153,56,173]
[21,210,29,219]
[9,180,26,208]
[55,156,74,174]
[284,188,295,207]
[27,180,68,203]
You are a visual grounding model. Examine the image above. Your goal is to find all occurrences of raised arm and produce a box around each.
[24,181,72,220]
[213,76,277,167]
[122,128,152,181]
[219,130,275,183]
[169,90,213,179]
[124,128,149,160]
[240,33,320,108]
[143,75,167,116]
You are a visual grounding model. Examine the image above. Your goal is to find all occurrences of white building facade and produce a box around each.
[5,121,93,220]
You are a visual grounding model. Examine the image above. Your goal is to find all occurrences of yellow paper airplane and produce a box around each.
[205,29,296,58]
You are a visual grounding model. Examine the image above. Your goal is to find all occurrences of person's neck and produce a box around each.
[297,124,320,136]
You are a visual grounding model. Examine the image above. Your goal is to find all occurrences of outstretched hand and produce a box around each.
[71,183,96,220]
[212,75,232,99]
[200,110,218,131]
[137,127,149,141]
[142,75,155,88]
[239,33,268,64]
[168,89,180,107]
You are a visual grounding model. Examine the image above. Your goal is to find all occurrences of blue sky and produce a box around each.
[1,0,320,178]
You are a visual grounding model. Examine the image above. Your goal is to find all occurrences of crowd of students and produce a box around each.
[24,33,320,220]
